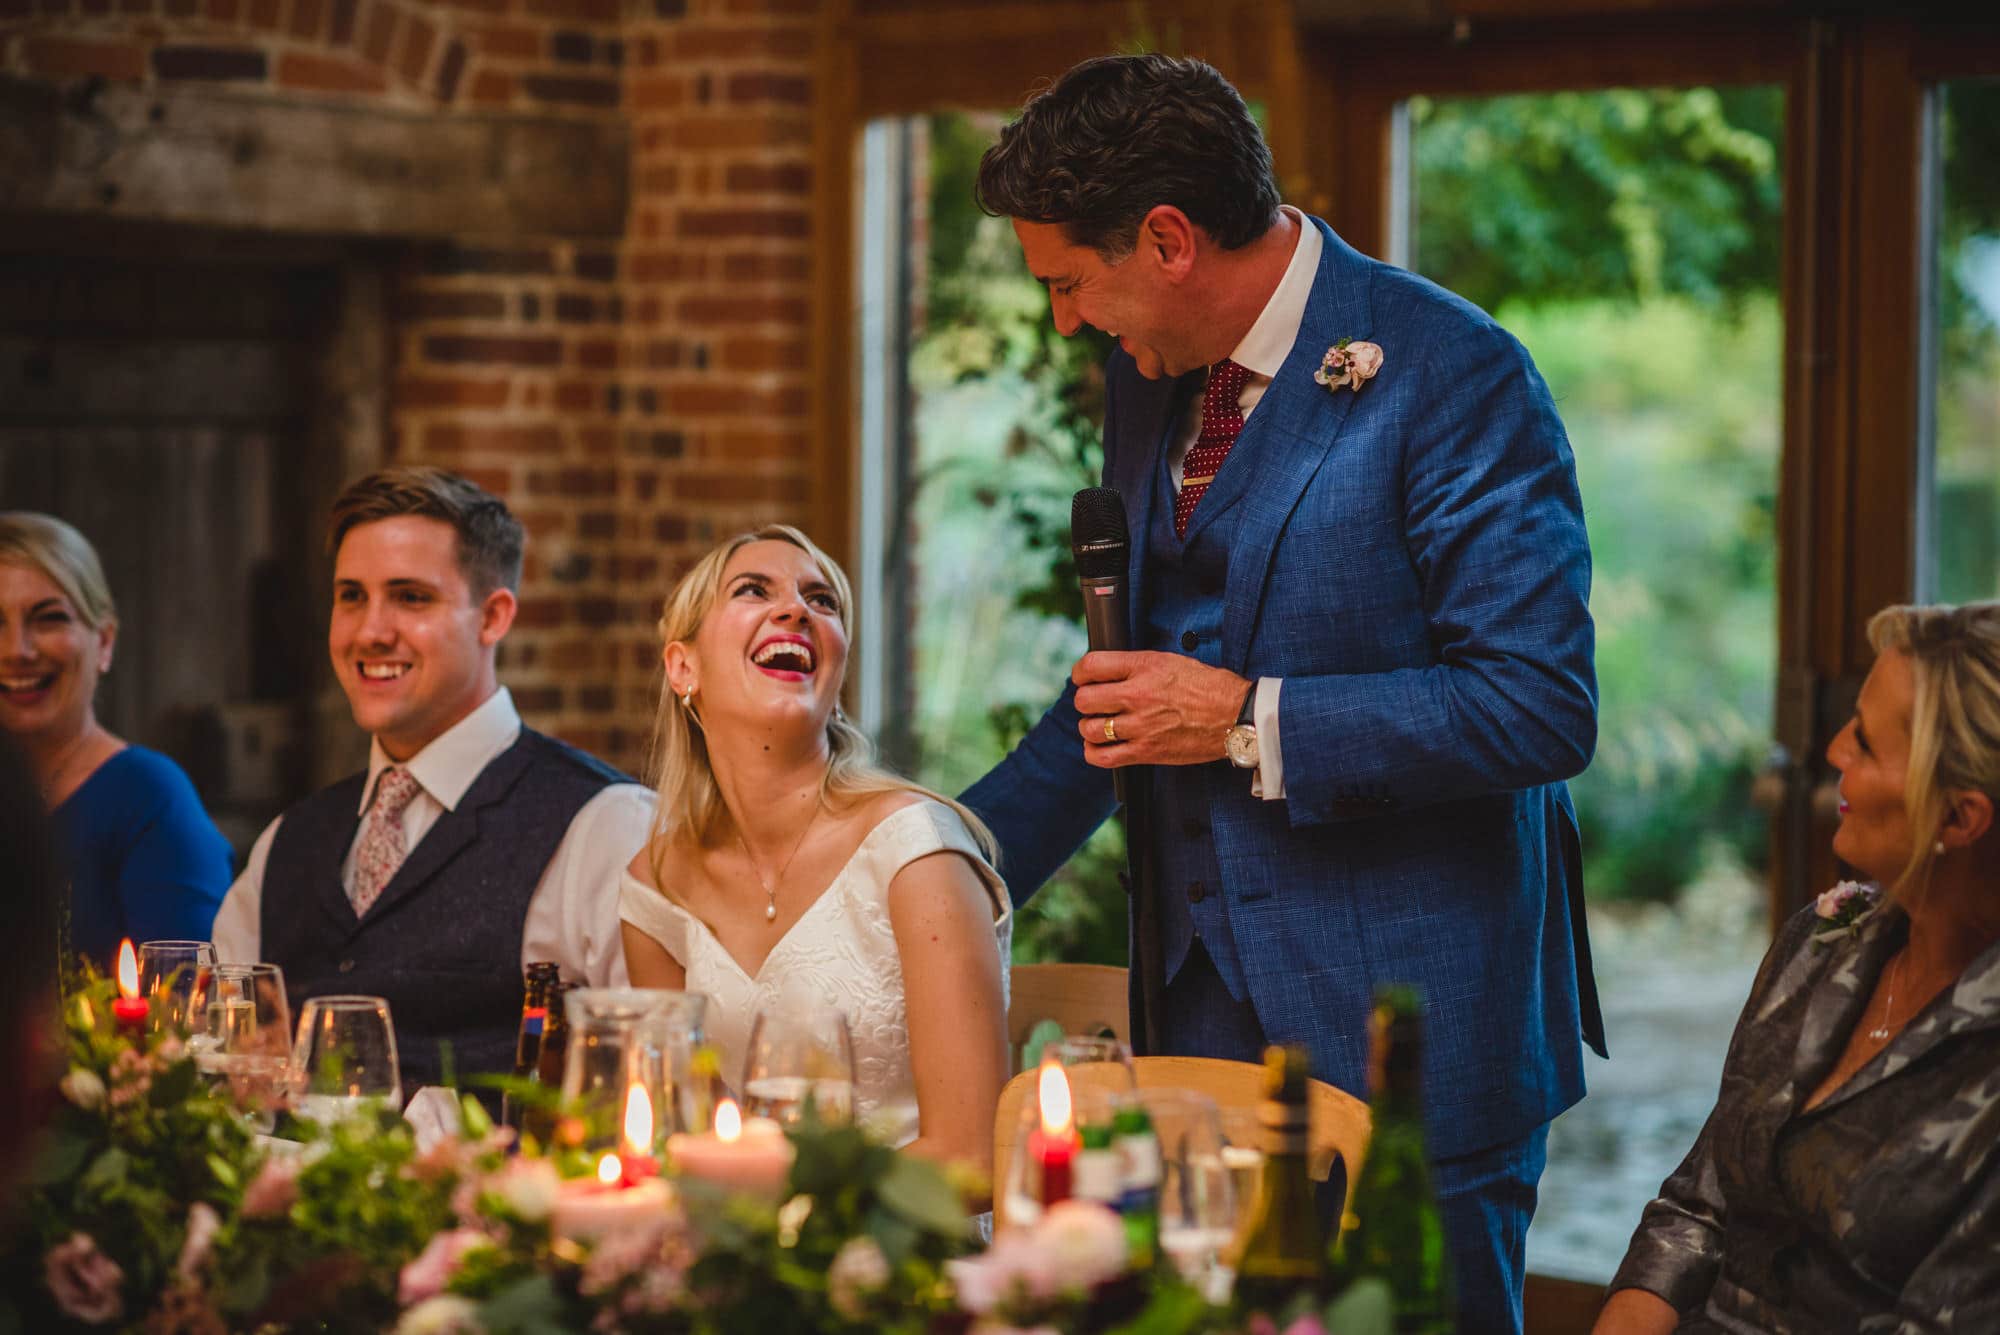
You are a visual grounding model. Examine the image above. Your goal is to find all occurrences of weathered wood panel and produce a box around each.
[0,75,627,241]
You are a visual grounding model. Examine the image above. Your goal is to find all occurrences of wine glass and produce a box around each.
[189,963,292,1129]
[742,1007,856,1127]
[292,995,400,1123]
[1135,1089,1239,1302]
[1046,1034,1138,1089]
[137,939,217,1032]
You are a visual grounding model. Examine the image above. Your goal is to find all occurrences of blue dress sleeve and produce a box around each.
[105,749,234,947]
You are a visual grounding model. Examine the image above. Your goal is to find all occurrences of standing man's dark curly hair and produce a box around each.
[975,53,1281,260]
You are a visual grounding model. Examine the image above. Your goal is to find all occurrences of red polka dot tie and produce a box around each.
[1175,358,1251,538]
[350,766,422,917]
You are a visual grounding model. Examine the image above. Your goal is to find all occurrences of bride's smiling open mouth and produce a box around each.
[750,634,816,680]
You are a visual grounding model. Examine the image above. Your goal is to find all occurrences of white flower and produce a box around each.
[827,1236,891,1318]
[488,1157,560,1222]
[176,1201,223,1280]
[1037,1200,1130,1292]
[1312,338,1385,394]
[395,1293,484,1335]
[60,1069,106,1111]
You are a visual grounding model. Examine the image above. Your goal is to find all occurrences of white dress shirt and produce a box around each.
[1164,205,1323,800]
[211,686,652,987]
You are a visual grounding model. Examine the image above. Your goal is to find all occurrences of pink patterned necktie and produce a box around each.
[350,766,422,917]
[1175,358,1252,538]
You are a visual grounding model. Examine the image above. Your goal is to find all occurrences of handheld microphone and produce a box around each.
[1071,487,1131,806]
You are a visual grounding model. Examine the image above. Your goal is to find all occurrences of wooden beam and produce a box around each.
[0,75,627,241]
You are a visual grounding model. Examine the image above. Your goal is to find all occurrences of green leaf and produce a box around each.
[28,1126,93,1186]
[476,1273,574,1335]
[875,1155,967,1237]
[79,1146,130,1193]
[206,1152,240,1190]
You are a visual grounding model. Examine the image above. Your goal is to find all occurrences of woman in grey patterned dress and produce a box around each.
[1597,602,2000,1334]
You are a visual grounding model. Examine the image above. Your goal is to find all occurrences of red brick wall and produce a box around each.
[2,0,821,778]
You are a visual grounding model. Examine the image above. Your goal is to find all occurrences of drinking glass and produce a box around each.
[635,991,709,1148]
[1000,1075,1120,1226]
[189,963,292,1129]
[741,1007,855,1126]
[292,994,400,1123]
[1046,1034,1139,1089]
[1135,1089,1239,1302]
[562,988,666,1150]
[1216,1103,1267,1231]
[137,939,217,1033]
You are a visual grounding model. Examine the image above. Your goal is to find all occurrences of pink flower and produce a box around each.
[44,1232,125,1324]
[578,1218,670,1296]
[1812,880,1880,942]
[1282,1316,1331,1335]
[241,1155,302,1219]
[397,1228,490,1306]
[1037,1201,1129,1292]
[827,1236,891,1318]
[176,1203,222,1280]
[394,1294,483,1335]
[948,1229,1060,1315]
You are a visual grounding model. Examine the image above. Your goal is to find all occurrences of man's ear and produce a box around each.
[1941,789,1995,850]
[477,587,518,647]
[1139,205,1201,282]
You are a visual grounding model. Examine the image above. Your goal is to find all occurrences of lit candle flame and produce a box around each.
[116,939,138,999]
[1038,1059,1073,1137]
[596,1152,621,1186]
[624,1083,654,1155]
[715,1097,743,1143]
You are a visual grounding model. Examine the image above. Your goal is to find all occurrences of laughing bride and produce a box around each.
[620,524,1010,1180]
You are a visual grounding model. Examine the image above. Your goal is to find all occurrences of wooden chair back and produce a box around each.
[1007,963,1130,1068]
[992,1054,1371,1230]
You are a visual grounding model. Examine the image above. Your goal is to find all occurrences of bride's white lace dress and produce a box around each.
[618,799,1011,1147]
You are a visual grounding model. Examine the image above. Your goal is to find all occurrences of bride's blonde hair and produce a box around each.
[644,524,998,874]
[1866,601,2000,904]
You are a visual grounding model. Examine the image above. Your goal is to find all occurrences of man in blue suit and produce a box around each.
[962,54,1605,1334]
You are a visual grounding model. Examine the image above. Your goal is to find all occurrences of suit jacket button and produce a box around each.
[1187,880,1207,904]
[338,959,357,973]
[1180,630,1200,651]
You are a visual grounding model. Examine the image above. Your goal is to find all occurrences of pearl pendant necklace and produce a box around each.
[736,802,821,924]
[1868,955,1902,1042]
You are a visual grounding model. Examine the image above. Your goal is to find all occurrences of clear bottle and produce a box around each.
[1229,1045,1324,1310]
[1331,986,1453,1333]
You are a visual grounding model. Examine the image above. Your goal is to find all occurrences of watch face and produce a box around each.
[1225,725,1258,768]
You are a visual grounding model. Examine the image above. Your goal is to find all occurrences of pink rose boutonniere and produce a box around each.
[1314,337,1383,394]
[1812,880,1882,943]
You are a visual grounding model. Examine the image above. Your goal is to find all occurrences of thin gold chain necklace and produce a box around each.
[735,801,822,923]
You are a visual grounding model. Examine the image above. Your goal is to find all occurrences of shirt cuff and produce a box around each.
[1249,677,1285,800]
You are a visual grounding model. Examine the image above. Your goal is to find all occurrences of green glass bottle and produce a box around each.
[1113,1101,1161,1267]
[1229,1045,1324,1311]
[1332,986,1454,1333]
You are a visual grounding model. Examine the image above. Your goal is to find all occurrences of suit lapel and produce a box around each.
[1221,220,1374,675]
[1113,370,1193,640]
[355,738,536,929]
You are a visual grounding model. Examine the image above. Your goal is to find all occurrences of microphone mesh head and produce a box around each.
[1070,487,1129,580]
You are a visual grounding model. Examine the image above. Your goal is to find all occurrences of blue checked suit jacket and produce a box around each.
[963,218,1606,1159]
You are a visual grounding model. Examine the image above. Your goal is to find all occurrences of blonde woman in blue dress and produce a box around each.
[620,525,1010,1181]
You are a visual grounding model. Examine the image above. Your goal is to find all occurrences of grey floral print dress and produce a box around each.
[1610,896,2000,1332]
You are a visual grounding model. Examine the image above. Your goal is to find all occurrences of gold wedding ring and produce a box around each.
[1103,717,1118,743]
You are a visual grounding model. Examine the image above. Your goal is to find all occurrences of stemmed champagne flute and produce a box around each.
[742,1007,856,1126]
[292,995,400,1124]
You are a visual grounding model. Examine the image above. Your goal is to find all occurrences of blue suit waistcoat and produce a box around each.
[963,218,1606,1158]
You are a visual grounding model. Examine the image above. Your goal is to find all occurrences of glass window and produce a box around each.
[1922,79,2000,603]
[1404,86,1785,1281]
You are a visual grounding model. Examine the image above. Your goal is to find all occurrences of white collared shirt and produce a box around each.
[210,686,651,986]
[1163,206,1321,800]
